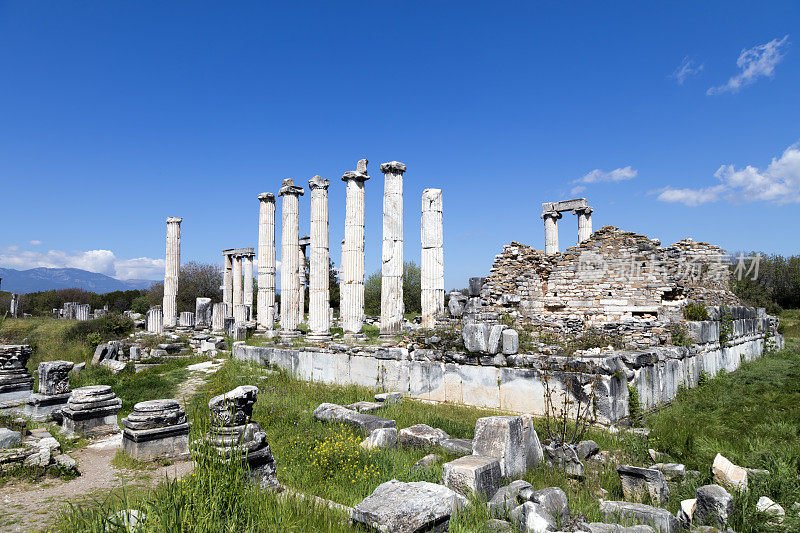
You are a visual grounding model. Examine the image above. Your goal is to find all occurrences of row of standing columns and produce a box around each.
[221,248,255,320]
[246,159,444,339]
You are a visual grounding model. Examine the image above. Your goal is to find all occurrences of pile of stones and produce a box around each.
[0,425,77,475]
[122,399,190,461]
[208,385,278,488]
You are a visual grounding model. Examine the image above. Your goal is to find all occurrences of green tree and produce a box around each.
[145,261,222,312]
[363,261,422,317]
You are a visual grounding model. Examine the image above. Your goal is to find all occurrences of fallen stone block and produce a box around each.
[677,498,695,527]
[712,453,748,491]
[440,438,472,456]
[313,403,396,434]
[650,462,686,481]
[528,486,569,521]
[374,392,402,404]
[617,465,670,505]
[587,524,656,533]
[543,443,584,479]
[0,428,22,449]
[510,501,557,533]
[489,479,533,516]
[351,479,467,533]
[398,424,449,448]
[576,440,600,460]
[473,415,526,477]
[600,501,680,533]
[694,484,733,529]
[344,401,384,413]
[361,428,398,450]
[411,453,441,471]
[520,414,544,468]
[757,496,785,522]
[442,455,501,499]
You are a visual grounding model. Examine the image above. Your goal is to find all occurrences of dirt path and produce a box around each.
[0,358,225,532]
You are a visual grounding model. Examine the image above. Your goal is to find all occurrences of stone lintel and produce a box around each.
[257,192,276,202]
[379,161,407,174]
[541,198,588,213]
[222,247,256,256]
[279,178,305,196]
[342,170,370,182]
[308,175,330,190]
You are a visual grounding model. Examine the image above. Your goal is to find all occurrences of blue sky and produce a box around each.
[1,2,798,289]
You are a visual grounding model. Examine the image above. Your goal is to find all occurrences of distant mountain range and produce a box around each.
[0,267,156,294]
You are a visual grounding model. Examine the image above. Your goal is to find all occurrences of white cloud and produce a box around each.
[569,185,587,196]
[576,166,638,184]
[28,240,43,246]
[707,36,790,95]
[656,141,800,206]
[671,56,704,84]
[0,247,165,280]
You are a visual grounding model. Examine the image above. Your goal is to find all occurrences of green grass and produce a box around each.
[647,337,800,531]
[0,317,91,370]
[780,308,800,339]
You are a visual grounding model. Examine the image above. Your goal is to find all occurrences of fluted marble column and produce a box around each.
[542,211,562,254]
[308,176,331,340]
[379,161,407,337]
[421,189,444,328]
[298,240,309,325]
[223,252,234,317]
[243,253,254,319]
[162,217,182,328]
[279,179,304,337]
[232,255,243,312]
[341,161,369,336]
[257,193,276,329]
[574,206,593,243]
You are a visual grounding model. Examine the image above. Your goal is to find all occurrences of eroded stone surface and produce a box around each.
[398,423,449,448]
[617,465,669,505]
[442,455,501,499]
[313,403,396,434]
[473,416,526,477]
[600,501,680,533]
[37,360,74,395]
[695,484,734,529]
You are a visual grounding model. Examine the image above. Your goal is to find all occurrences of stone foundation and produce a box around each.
[234,326,782,425]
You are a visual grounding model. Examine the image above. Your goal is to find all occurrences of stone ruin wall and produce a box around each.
[480,226,740,348]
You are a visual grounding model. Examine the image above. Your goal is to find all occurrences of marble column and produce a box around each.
[340,161,369,336]
[307,176,331,340]
[297,241,309,325]
[243,253,254,319]
[542,211,562,254]
[222,252,234,317]
[232,255,243,312]
[212,303,227,332]
[421,188,444,329]
[257,193,277,329]
[279,179,304,337]
[379,161,407,337]
[162,217,182,328]
[147,306,163,334]
[574,206,594,243]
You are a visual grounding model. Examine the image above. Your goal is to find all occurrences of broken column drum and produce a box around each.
[242,252,254,318]
[574,206,593,243]
[61,385,122,436]
[147,306,163,334]
[0,345,34,402]
[379,161,407,337]
[233,304,249,324]
[162,217,182,328]
[257,193,277,329]
[279,179,304,337]
[122,399,190,460]
[75,304,91,321]
[212,303,227,332]
[222,252,234,317]
[308,176,331,340]
[24,360,74,420]
[208,385,278,488]
[179,312,195,328]
[341,161,369,336]
[195,297,212,329]
[421,188,444,328]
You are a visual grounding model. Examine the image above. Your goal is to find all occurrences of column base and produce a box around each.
[279,329,302,339]
[306,333,332,341]
[343,333,367,342]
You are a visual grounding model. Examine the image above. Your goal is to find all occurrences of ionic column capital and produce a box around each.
[380,161,407,174]
[166,217,182,224]
[279,179,305,196]
[573,206,593,216]
[342,171,370,182]
[541,211,563,221]
[258,192,276,202]
[308,175,330,190]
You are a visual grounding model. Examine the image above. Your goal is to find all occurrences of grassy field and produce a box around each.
[9,313,800,531]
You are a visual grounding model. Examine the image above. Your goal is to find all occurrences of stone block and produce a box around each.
[361,427,398,449]
[600,501,680,533]
[313,403,396,434]
[0,428,22,449]
[712,453,748,491]
[61,385,122,436]
[694,484,733,529]
[528,486,569,520]
[617,465,669,505]
[502,329,519,355]
[351,479,467,533]
[650,462,685,481]
[510,502,557,533]
[442,455,501,499]
[398,423,450,448]
[463,323,490,353]
[472,416,526,477]
[122,399,190,461]
[520,413,544,468]
[487,325,506,355]
[543,443,584,479]
[440,438,473,456]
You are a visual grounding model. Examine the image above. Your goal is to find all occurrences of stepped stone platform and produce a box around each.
[122,399,190,460]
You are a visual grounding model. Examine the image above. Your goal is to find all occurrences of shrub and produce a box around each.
[718,306,733,347]
[627,383,642,425]
[63,313,134,342]
[668,323,692,347]
[683,302,710,321]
